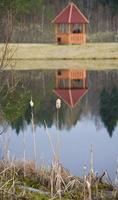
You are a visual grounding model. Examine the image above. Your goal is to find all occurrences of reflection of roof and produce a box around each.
[53,89,88,108]
[52,3,89,24]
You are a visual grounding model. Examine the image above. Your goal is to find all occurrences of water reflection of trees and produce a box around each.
[0,70,87,133]
[88,70,118,136]
[0,70,118,137]
[100,87,118,137]
[1,86,30,134]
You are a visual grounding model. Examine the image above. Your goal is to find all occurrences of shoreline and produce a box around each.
[3,59,118,70]
[0,43,118,70]
[0,43,118,59]
[0,160,116,200]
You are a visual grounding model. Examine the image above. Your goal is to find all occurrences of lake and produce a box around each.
[0,68,118,180]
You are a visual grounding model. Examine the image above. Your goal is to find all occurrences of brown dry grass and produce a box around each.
[0,160,117,200]
[0,43,118,70]
[0,43,118,60]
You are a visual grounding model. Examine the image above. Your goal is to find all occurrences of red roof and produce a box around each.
[53,89,88,108]
[52,3,89,24]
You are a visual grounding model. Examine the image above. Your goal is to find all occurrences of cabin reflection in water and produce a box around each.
[53,69,88,108]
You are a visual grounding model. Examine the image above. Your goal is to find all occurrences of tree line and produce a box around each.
[0,0,118,42]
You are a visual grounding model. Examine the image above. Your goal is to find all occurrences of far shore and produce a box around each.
[0,43,118,70]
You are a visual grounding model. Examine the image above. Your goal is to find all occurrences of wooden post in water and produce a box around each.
[30,97,37,169]
[23,130,26,177]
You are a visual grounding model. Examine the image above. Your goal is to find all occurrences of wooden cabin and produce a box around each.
[53,69,88,108]
[52,2,89,44]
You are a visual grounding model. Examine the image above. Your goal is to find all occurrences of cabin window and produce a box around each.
[73,24,82,33]
[60,24,68,33]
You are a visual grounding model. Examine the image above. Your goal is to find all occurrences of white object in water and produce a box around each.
[30,97,34,107]
[56,98,61,109]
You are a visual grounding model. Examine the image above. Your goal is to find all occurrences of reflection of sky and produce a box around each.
[2,117,118,180]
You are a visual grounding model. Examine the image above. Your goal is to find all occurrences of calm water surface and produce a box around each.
[0,69,118,179]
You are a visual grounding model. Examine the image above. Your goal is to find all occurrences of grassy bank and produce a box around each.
[0,43,118,60]
[0,160,118,200]
[4,59,117,70]
[0,43,118,70]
